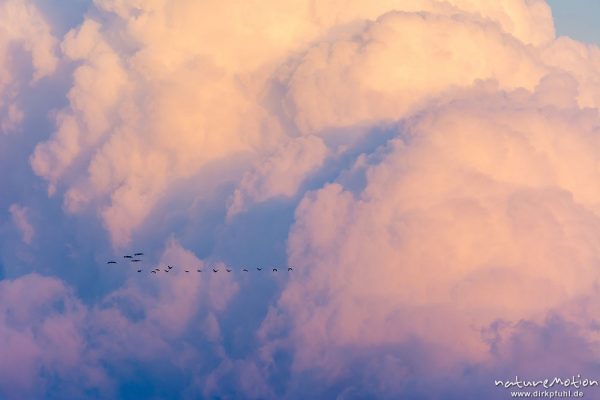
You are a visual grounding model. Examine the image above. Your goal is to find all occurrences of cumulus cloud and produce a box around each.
[0,0,57,135]
[0,237,248,399]
[0,274,103,399]
[279,8,549,135]
[0,0,57,79]
[3,0,600,398]
[278,84,600,376]
[30,0,557,247]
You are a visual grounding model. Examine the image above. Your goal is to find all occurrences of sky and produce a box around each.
[1,1,600,399]
[548,0,600,45]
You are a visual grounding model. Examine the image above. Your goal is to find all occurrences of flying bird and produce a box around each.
[124,255,133,259]
[134,252,144,256]
[288,267,293,271]
[272,268,278,272]
[167,266,173,270]
[185,270,189,273]
[197,269,202,272]
[107,261,117,264]
[226,269,232,272]
[213,269,219,273]
[151,271,157,274]
[137,269,142,272]
[131,259,141,262]
[164,269,169,272]
[242,269,248,272]
[257,268,262,271]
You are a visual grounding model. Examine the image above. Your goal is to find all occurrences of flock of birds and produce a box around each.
[107,252,294,274]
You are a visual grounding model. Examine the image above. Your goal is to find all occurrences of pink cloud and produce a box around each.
[3,0,600,398]
[9,204,34,244]
[267,82,600,387]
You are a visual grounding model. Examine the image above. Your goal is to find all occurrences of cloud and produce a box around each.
[0,0,57,135]
[0,237,247,399]
[540,36,600,109]
[29,0,557,247]
[9,203,34,244]
[0,274,104,399]
[227,135,328,219]
[267,80,600,396]
[0,0,57,80]
[278,8,551,136]
[3,0,600,398]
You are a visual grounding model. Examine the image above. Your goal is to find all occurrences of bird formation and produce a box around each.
[107,252,146,272]
[106,253,293,274]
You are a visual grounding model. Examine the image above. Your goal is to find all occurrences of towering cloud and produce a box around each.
[1,0,600,398]
[277,84,600,392]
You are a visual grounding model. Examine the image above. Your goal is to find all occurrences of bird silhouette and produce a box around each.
[288,267,293,271]
[242,268,248,272]
[131,259,141,262]
[185,270,189,273]
[213,269,219,272]
[168,266,173,270]
[137,269,142,272]
[226,269,232,272]
[107,261,117,264]
[272,268,278,272]
[164,269,169,272]
[124,255,133,259]
[197,269,202,272]
[257,267,262,271]
[134,252,144,256]
[151,270,157,274]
